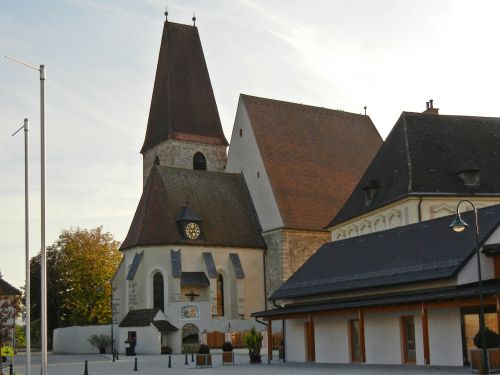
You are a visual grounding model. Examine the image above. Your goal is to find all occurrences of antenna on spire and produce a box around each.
[192,11,196,26]
[364,105,367,116]
[164,5,168,20]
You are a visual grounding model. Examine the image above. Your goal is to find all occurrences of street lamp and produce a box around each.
[449,200,488,374]
[5,55,47,375]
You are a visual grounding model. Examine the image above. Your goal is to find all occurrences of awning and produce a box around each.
[181,272,210,287]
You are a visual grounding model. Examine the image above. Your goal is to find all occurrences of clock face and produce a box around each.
[185,222,201,240]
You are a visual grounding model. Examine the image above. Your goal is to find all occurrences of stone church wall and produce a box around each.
[143,140,227,184]
[263,229,330,303]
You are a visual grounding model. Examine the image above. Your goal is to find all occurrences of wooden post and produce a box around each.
[421,304,430,365]
[308,314,315,362]
[496,296,500,333]
[267,320,272,364]
[358,309,366,363]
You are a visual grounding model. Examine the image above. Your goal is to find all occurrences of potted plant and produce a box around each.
[470,327,500,373]
[222,341,234,365]
[244,327,263,364]
[161,345,172,355]
[196,344,212,368]
[88,334,112,354]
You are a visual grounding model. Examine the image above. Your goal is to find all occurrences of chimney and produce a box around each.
[423,99,439,115]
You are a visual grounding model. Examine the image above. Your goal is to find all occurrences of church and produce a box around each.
[111,14,382,355]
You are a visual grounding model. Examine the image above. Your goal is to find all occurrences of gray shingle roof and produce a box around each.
[255,280,500,318]
[180,272,210,287]
[272,204,500,300]
[329,112,500,227]
[120,166,266,250]
[0,279,21,296]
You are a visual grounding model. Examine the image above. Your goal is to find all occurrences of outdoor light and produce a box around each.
[449,214,469,233]
[450,200,488,373]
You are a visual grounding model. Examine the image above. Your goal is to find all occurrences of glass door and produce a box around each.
[401,316,416,364]
[461,309,498,365]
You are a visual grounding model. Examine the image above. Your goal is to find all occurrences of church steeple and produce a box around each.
[141,19,228,184]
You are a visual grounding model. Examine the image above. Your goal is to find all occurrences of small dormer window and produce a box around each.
[457,169,480,188]
[363,180,379,206]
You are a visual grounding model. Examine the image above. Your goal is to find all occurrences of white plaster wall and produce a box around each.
[365,311,422,365]
[330,197,500,242]
[226,98,284,232]
[53,325,112,354]
[285,319,306,362]
[457,250,495,284]
[428,307,463,366]
[314,316,350,363]
[118,325,161,355]
[486,226,500,245]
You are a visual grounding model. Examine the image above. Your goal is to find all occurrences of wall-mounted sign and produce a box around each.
[181,304,200,320]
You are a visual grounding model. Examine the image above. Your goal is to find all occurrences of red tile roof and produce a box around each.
[242,95,382,230]
[141,21,228,154]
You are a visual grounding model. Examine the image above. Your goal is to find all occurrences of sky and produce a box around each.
[2,0,500,289]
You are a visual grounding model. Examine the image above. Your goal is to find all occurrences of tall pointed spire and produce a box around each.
[141,20,228,154]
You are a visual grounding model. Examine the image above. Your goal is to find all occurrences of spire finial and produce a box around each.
[164,5,168,20]
[192,11,196,26]
[364,105,367,116]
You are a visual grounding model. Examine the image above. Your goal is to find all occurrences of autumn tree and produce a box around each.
[30,227,121,340]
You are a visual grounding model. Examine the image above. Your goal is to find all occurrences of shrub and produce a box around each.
[473,328,500,349]
[198,344,210,354]
[244,327,263,357]
[88,334,112,351]
[221,341,233,352]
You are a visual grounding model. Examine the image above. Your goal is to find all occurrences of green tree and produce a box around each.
[30,227,121,343]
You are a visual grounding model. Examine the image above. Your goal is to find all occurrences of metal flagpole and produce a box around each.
[12,118,31,375]
[5,55,46,375]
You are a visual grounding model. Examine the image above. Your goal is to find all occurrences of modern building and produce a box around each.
[254,109,500,367]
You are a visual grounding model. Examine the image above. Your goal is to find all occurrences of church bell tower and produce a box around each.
[141,16,228,185]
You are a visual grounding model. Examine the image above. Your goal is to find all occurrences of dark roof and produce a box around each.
[272,204,500,300]
[0,279,21,296]
[230,253,245,279]
[255,280,500,318]
[241,94,382,230]
[119,308,176,330]
[120,166,266,250]
[171,250,182,277]
[141,21,227,153]
[329,112,500,226]
[176,206,201,222]
[152,320,178,332]
[181,272,210,287]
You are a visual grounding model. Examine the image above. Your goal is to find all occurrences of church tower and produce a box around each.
[141,18,228,184]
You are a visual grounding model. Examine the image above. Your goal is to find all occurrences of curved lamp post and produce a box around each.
[449,200,488,374]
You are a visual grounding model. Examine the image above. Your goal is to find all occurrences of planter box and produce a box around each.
[471,348,500,373]
[222,351,234,365]
[196,354,212,368]
[249,354,262,364]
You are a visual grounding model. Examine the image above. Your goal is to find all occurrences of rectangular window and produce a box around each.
[461,308,498,364]
[349,319,361,362]
[401,316,416,364]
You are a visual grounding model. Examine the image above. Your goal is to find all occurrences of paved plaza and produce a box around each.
[5,352,471,375]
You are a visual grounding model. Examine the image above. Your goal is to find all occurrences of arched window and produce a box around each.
[216,273,225,317]
[193,152,206,171]
[153,272,164,312]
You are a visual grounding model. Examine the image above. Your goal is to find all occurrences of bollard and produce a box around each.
[134,357,138,371]
[9,364,13,375]
[84,360,89,375]
[168,355,172,368]
[191,352,194,362]
[112,350,115,362]
[184,353,188,365]
[116,350,119,360]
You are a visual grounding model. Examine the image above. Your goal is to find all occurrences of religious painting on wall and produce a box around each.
[181,304,200,320]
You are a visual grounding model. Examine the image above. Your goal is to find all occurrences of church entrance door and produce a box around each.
[182,323,200,353]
